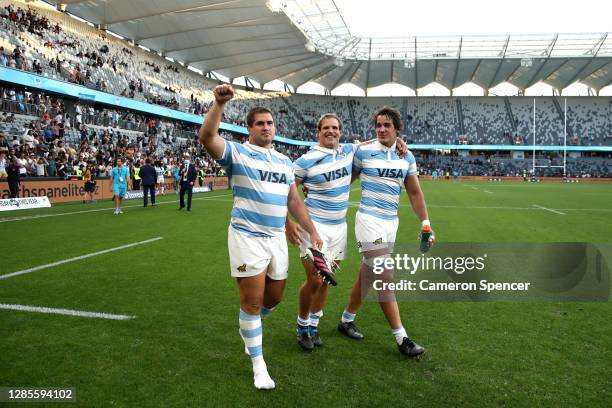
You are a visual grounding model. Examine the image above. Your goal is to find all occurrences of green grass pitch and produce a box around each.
[1,180,611,406]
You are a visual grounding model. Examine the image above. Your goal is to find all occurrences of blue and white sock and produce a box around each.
[309,310,323,327]
[297,315,310,327]
[239,310,264,366]
[392,326,407,345]
[341,310,356,323]
[239,309,275,389]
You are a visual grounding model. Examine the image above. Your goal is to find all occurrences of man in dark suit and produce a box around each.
[6,153,21,198]
[178,153,197,211]
[139,158,157,207]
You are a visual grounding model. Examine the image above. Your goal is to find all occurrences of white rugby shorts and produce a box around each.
[355,211,398,254]
[299,220,347,261]
[228,226,288,280]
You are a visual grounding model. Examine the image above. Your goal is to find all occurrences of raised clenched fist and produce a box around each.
[214,84,234,104]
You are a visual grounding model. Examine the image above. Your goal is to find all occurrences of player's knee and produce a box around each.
[241,301,262,315]
[265,294,283,309]
[265,299,281,309]
[240,294,263,314]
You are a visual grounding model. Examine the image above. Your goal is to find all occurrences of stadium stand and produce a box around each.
[0,0,610,181]
[462,97,513,145]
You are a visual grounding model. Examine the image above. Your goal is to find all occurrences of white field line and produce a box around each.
[0,192,232,223]
[463,184,491,194]
[0,303,134,320]
[0,237,163,280]
[555,208,612,212]
[462,184,527,188]
[428,204,533,210]
[532,204,566,215]
[346,201,612,212]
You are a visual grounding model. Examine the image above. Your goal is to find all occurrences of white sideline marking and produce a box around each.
[0,303,134,320]
[0,237,163,280]
[556,208,612,212]
[346,201,612,213]
[532,204,566,215]
[0,192,232,223]
[428,204,534,210]
[483,190,494,194]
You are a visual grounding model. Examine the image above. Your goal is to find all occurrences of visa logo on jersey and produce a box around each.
[322,167,349,182]
[377,168,404,178]
[258,170,288,184]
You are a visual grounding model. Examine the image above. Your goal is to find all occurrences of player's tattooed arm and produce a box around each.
[356,138,376,147]
[199,84,233,159]
[287,184,323,249]
[286,177,307,245]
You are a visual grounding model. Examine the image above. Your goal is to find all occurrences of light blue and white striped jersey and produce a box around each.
[354,141,417,220]
[294,144,356,225]
[217,140,295,237]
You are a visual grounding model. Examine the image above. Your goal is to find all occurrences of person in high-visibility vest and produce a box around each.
[197,166,205,187]
[83,160,97,203]
[132,161,142,190]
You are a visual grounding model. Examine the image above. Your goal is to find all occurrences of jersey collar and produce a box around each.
[374,140,397,152]
[245,141,275,154]
[312,144,343,155]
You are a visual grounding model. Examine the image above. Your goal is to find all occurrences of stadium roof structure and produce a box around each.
[49,0,612,93]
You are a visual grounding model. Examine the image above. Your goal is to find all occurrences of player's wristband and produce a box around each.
[421,219,431,228]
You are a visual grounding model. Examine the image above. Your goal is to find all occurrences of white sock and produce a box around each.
[309,310,323,327]
[392,326,407,345]
[341,310,356,323]
[297,315,310,327]
[252,356,275,390]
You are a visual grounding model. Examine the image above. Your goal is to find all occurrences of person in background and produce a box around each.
[131,159,141,191]
[110,157,130,215]
[155,160,165,195]
[83,160,97,203]
[139,158,157,207]
[172,162,181,194]
[6,153,21,198]
[177,153,196,211]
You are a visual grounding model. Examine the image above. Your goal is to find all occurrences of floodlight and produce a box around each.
[266,0,285,13]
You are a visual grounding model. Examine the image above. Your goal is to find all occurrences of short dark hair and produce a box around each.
[246,107,273,127]
[317,113,342,131]
[374,106,403,132]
